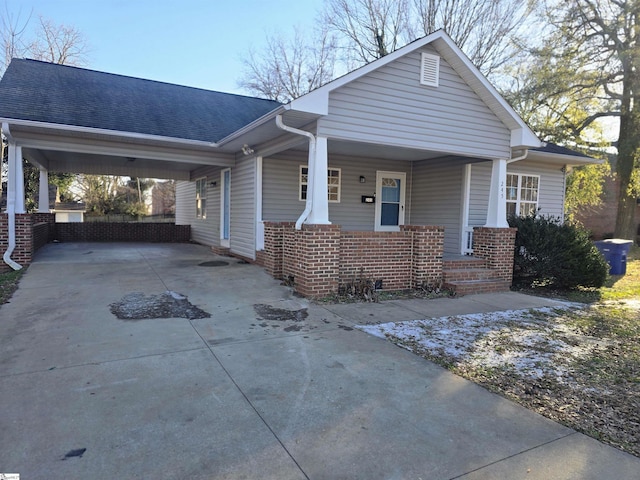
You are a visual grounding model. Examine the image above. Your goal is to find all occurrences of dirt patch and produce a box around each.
[198,261,229,267]
[110,291,211,320]
[253,304,308,322]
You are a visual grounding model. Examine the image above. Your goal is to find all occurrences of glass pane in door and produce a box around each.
[380,177,401,226]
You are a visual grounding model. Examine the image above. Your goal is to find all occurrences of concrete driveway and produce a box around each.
[1,242,638,479]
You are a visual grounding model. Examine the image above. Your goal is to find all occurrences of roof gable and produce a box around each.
[0,59,281,143]
[289,30,541,150]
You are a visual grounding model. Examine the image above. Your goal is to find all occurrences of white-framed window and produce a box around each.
[506,173,539,217]
[299,166,341,203]
[195,177,207,219]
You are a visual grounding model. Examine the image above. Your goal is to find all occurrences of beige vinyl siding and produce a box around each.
[319,46,511,160]
[231,157,257,259]
[175,181,195,226]
[468,160,566,227]
[262,152,411,231]
[411,158,464,254]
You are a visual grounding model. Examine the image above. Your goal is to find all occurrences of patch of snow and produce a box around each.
[357,304,602,382]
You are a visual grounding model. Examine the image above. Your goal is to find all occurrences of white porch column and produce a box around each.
[306,135,331,225]
[484,158,509,228]
[7,142,26,214]
[38,168,50,213]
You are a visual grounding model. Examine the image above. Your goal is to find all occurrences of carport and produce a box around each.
[0,58,295,270]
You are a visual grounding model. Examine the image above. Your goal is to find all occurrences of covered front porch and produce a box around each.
[254,119,519,298]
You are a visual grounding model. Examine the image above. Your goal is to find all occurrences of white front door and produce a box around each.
[220,168,230,247]
[375,171,406,231]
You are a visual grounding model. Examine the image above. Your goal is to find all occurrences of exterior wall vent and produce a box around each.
[420,52,440,87]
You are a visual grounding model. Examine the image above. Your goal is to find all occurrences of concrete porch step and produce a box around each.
[444,279,512,296]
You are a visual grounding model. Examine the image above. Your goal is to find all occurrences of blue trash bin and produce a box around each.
[595,239,634,275]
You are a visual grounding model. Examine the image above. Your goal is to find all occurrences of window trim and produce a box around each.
[195,177,207,220]
[299,165,341,203]
[506,173,540,218]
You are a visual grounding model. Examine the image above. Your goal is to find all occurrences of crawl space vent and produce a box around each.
[420,52,440,87]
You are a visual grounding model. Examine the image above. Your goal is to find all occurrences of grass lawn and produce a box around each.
[0,268,23,305]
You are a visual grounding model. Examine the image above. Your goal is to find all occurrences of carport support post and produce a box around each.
[38,169,50,213]
[485,158,508,228]
[6,141,26,214]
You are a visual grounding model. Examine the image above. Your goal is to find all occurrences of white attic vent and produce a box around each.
[420,52,440,87]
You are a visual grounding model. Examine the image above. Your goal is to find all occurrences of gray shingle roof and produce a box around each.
[0,58,282,143]
[532,142,591,158]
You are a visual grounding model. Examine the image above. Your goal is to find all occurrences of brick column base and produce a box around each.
[284,224,340,298]
[472,227,517,283]
[401,225,444,287]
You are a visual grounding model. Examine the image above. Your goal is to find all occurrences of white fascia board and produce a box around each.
[216,106,287,146]
[287,95,329,115]
[1,117,220,148]
[510,128,543,149]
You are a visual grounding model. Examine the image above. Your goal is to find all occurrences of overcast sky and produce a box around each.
[10,0,324,94]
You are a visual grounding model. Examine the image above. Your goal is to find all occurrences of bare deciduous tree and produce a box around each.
[239,0,534,101]
[324,0,411,65]
[410,0,533,76]
[238,25,336,103]
[30,16,89,65]
[1,9,88,75]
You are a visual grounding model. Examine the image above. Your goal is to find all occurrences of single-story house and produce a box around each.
[0,30,596,295]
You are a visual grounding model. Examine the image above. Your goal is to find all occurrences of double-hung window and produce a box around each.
[195,177,207,219]
[299,166,341,202]
[506,173,539,217]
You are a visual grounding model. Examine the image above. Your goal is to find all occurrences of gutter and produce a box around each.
[2,123,23,270]
[275,115,315,230]
[0,118,220,149]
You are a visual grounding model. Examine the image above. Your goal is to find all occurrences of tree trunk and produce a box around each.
[614,53,639,240]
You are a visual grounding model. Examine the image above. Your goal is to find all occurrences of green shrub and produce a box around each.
[508,215,609,290]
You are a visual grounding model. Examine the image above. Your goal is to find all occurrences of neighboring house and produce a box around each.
[0,30,597,296]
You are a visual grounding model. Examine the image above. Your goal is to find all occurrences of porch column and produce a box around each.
[38,168,50,213]
[306,135,331,225]
[484,158,508,228]
[6,141,26,214]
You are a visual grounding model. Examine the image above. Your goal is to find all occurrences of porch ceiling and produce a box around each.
[8,122,236,181]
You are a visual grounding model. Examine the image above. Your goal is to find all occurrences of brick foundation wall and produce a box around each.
[54,223,191,242]
[262,222,445,298]
[0,215,189,273]
[0,213,55,269]
[472,227,517,283]
[339,231,412,291]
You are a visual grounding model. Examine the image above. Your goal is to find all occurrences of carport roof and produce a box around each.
[0,58,282,143]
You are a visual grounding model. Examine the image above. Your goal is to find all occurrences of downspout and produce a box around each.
[2,122,22,270]
[507,149,529,164]
[275,114,316,230]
